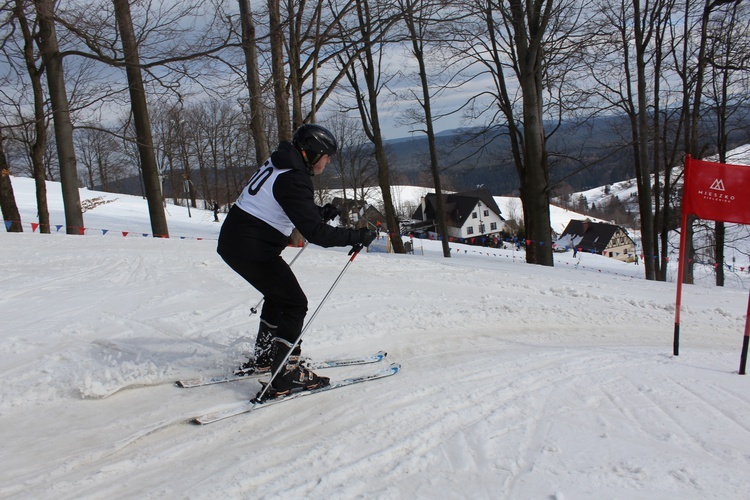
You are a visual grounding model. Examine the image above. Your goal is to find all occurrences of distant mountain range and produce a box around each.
[382,114,750,196]
[100,112,750,199]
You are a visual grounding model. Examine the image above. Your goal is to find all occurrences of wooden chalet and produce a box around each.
[558,219,636,261]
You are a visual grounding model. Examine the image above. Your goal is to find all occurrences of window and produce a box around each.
[467,226,474,235]
[490,222,498,230]
[483,210,489,217]
[472,212,478,219]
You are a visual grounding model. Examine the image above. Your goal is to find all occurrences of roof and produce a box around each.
[415,189,504,227]
[331,196,386,228]
[560,219,630,253]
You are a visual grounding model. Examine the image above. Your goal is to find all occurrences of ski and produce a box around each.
[175,350,387,388]
[190,362,400,425]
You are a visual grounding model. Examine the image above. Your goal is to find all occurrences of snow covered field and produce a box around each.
[2,176,749,499]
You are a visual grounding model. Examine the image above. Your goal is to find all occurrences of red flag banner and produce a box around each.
[676,155,750,374]
[682,156,750,224]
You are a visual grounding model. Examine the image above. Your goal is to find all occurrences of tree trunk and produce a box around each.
[239,0,270,164]
[285,0,304,130]
[715,221,725,286]
[518,114,553,267]
[403,0,450,257]
[0,130,23,232]
[510,0,553,266]
[678,9,695,285]
[268,0,291,140]
[15,0,50,233]
[113,0,170,238]
[710,1,741,287]
[659,145,672,282]
[354,0,404,254]
[651,15,667,281]
[633,0,656,280]
[682,0,715,285]
[33,0,83,235]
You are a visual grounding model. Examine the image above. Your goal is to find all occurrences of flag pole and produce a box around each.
[673,155,693,356]
[673,212,689,356]
[739,291,750,375]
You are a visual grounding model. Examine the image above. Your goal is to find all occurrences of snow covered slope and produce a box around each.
[1,176,749,498]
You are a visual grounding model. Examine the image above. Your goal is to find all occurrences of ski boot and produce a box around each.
[234,320,276,376]
[263,338,329,398]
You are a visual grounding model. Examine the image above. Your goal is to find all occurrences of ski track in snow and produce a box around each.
[3,178,750,498]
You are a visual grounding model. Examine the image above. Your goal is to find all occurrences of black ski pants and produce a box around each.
[219,253,308,345]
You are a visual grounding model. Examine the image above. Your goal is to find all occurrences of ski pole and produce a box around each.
[250,241,309,315]
[253,244,364,404]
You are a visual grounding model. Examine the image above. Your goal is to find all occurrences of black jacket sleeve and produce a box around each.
[274,170,362,248]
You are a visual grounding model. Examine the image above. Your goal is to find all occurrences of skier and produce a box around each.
[217,124,376,397]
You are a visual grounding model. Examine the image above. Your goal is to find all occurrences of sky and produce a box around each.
[1,176,750,498]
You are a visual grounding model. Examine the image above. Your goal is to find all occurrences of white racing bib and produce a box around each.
[235,161,294,236]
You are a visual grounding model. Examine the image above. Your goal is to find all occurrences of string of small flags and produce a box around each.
[412,233,748,273]
[7,218,747,273]
[3,219,214,241]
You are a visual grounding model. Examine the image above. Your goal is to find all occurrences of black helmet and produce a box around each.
[292,124,338,167]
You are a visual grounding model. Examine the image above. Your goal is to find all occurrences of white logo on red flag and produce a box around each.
[684,157,750,225]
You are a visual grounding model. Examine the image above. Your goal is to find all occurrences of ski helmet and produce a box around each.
[292,124,338,170]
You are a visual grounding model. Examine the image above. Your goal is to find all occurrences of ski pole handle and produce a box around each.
[349,243,363,258]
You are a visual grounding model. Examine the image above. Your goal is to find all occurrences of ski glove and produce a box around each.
[358,228,377,247]
[320,203,341,222]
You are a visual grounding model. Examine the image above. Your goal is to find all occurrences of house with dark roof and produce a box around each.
[557,219,636,261]
[410,188,506,241]
[330,197,386,230]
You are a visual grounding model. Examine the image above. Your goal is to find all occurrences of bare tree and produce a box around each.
[3,0,51,232]
[199,100,245,208]
[268,0,292,140]
[458,0,589,266]
[284,0,360,128]
[238,0,270,164]
[44,0,237,235]
[0,127,23,232]
[585,0,698,281]
[33,0,83,235]
[75,125,125,191]
[215,101,251,205]
[338,0,405,253]
[704,0,750,286]
[674,0,742,283]
[649,0,677,282]
[630,0,660,281]
[224,107,257,201]
[328,114,379,225]
[111,0,169,237]
[397,0,456,257]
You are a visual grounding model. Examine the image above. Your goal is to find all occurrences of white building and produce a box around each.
[411,188,506,241]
